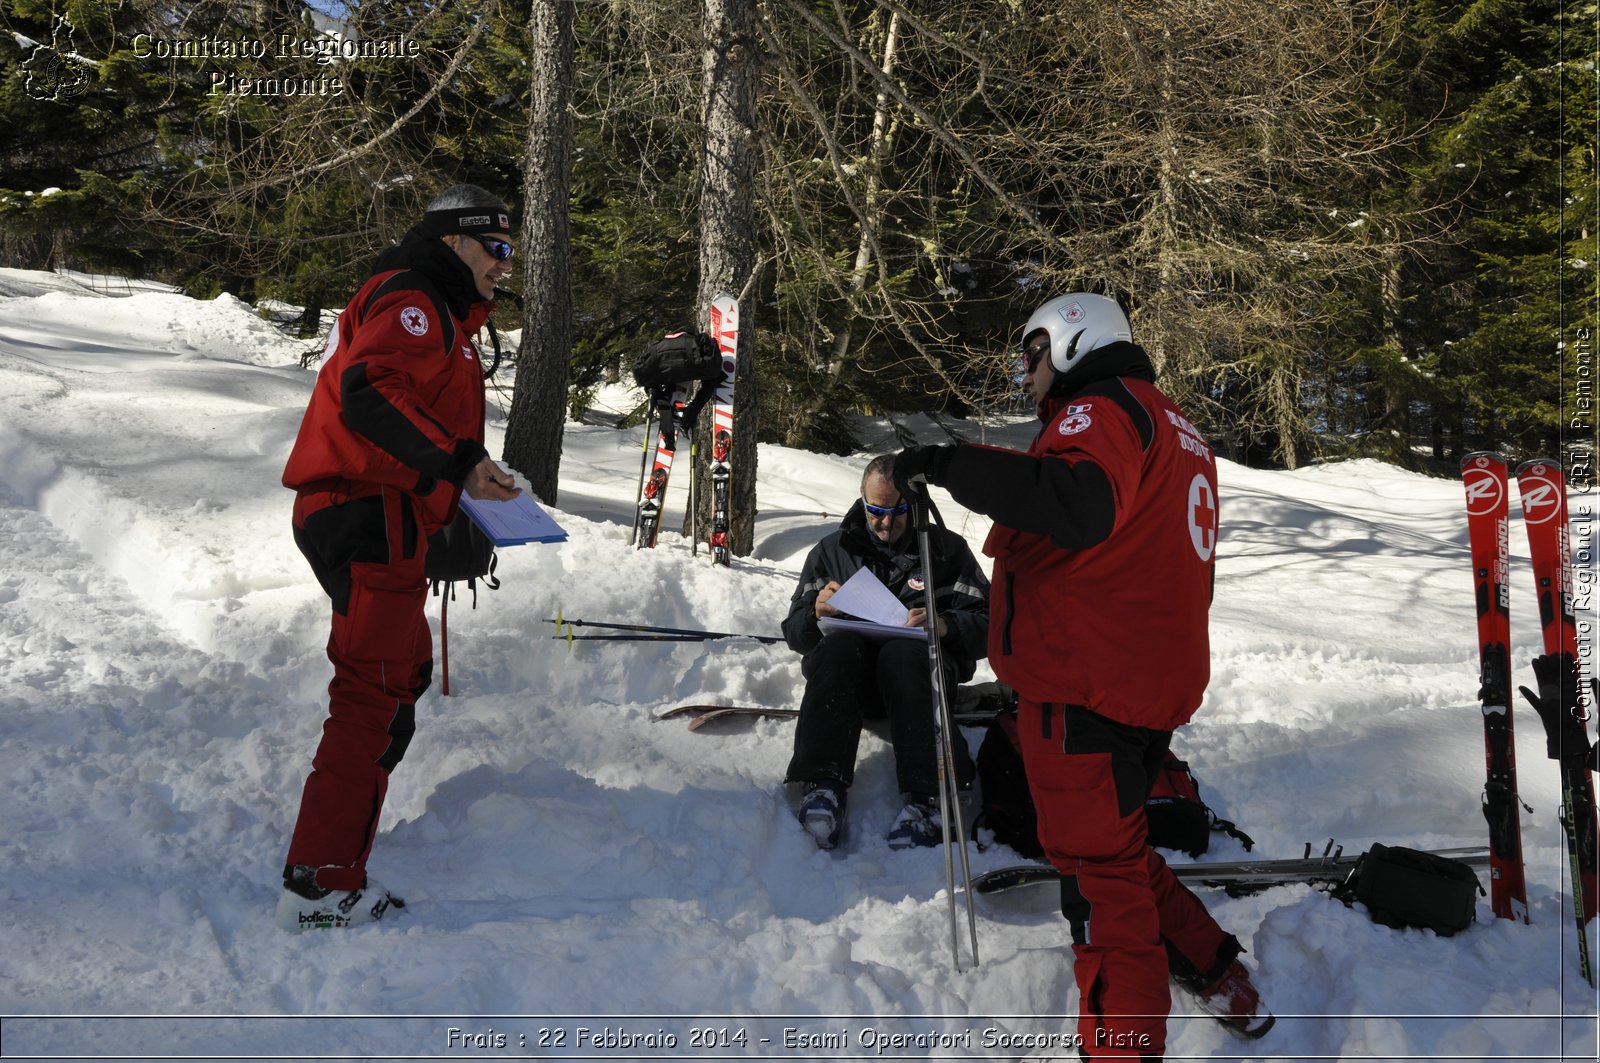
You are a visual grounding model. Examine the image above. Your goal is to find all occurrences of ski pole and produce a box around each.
[689,431,700,555]
[904,476,980,971]
[552,632,780,646]
[547,612,784,644]
[550,631,780,652]
[631,401,656,547]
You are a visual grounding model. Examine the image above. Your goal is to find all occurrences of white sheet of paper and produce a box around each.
[827,567,908,627]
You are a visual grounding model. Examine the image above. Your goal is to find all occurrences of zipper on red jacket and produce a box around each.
[1002,571,1015,656]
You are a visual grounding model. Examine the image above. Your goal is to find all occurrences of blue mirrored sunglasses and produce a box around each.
[862,497,909,518]
[473,235,515,261]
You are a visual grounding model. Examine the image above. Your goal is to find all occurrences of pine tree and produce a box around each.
[1355,0,1590,463]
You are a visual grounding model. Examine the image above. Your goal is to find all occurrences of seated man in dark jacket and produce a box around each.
[781,454,989,850]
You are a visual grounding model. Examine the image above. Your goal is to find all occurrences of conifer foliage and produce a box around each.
[1,0,1587,483]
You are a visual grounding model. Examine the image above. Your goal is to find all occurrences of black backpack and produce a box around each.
[975,709,1254,859]
[632,331,724,391]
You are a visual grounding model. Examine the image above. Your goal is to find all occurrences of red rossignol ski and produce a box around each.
[634,383,692,549]
[1514,459,1598,979]
[1461,452,1530,922]
[706,293,738,566]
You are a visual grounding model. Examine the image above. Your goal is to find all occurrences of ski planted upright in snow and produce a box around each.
[1460,452,1530,922]
[634,382,693,550]
[1514,458,1599,984]
[705,294,738,566]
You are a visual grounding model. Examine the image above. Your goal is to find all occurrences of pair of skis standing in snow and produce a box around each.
[1462,452,1599,985]
[631,294,739,565]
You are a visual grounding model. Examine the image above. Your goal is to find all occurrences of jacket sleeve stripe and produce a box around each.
[340,362,486,484]
[950,578,988,600]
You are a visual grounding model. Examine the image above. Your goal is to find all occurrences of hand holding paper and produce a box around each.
[826,568,909,626]
[817,568,928,642]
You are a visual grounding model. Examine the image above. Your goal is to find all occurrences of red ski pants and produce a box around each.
[286,508,432,892]
[1017,700,1234,1060]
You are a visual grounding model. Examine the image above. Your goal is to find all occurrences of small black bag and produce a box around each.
[1145,755,1255,858]
[424,508,499,588]
[1342,843,1482,936]
[632,331,724,391]
[976,710,1043,858]
[424,508,499,698]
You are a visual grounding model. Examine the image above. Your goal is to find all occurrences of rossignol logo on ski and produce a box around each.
[1516,464,1562,524]
[1462,457,1504,516]
[1493,520,1509,608]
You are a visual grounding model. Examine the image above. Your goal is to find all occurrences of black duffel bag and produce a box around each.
[1342,843,1483,936]
[632,331,724,391]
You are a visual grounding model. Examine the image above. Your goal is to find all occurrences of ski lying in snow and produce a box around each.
[1460,451,1530,922]
[687,707,799,731]
[654,704,800,725]
[654,704,1001,729]
[705,294,738,566]
[973,846,1492,895]
[1514,458,1599,985]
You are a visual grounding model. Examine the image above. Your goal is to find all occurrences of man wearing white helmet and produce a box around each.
[892,294,1272,1059]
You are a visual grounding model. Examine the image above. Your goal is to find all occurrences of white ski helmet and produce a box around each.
[1022,293,1132,376]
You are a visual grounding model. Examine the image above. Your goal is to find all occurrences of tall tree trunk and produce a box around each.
[691,0,759,556]
[503,0,576,503]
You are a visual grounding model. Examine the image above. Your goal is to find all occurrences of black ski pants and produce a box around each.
[785,631,974,797]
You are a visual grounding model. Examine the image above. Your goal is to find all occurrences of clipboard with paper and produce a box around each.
[459,492,568,546]
[817,567,927,642]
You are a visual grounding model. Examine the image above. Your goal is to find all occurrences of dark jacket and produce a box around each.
[930,342,1218,728]
[782,501,991,682]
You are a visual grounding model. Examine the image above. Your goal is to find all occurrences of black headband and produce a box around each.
[420,207,514,239]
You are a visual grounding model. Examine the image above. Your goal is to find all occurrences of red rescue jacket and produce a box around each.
[283,254,491,536]
[938,344,1218,729]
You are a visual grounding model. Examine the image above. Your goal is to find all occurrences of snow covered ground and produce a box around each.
[0,267,1595,1061]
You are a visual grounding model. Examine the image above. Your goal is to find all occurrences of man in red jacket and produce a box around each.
[893,294,1272,1058]
[276,184,520,931]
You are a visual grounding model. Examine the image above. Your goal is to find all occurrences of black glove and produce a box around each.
[892,445,957,497]
[1519,652,1597,764]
